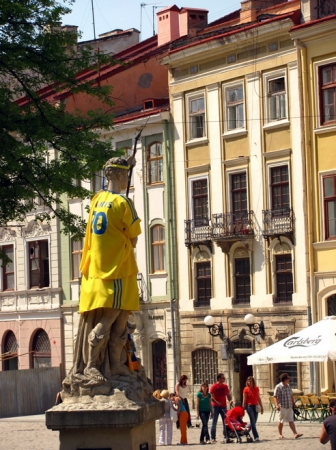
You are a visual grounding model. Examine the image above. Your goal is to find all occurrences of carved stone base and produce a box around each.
[46,394,164,450]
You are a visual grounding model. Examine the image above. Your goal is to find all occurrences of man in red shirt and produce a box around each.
[210,373,234,443]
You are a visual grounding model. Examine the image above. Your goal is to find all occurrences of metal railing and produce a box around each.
[212,211,254,239]
[262,207,293,237]
[184,218,212,246]
[317,0,336,17]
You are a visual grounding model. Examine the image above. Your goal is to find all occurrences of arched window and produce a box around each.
[147,142,163,184]
[31,329,51,368]
[327,294,336,316]
[151,225,165,272]
[192,348,218,385]
[3,330,18,371]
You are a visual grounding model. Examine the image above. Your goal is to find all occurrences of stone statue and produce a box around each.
[62,157,152,402]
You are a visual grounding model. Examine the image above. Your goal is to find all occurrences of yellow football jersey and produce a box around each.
[79,190,141,313]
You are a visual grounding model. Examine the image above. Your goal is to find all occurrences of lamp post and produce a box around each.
[244,313,265,339]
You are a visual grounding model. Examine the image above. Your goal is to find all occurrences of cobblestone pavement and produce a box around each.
[0,412,329,450]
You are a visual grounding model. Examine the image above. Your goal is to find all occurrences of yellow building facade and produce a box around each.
[292,11,336,393]
[160,0,313,406]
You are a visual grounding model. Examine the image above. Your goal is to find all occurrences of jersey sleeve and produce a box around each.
[122,196,141,238]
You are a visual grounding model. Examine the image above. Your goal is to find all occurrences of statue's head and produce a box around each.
[104,157,129,181]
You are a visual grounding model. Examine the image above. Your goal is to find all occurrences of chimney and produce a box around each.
[157,5,180,46]
[179,7,208,38]
[240,0,284,23]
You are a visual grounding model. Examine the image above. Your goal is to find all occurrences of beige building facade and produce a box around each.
[160,0,312,406]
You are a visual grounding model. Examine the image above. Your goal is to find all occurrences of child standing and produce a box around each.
[159,390,173,445]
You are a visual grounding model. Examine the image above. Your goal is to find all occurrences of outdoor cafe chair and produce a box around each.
[297,395,315,422]
[320,395,331,421]
[309,395,323,421]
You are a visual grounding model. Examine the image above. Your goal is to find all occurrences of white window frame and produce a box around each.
[229,242,252,305]
[269,237,295,303]
[25,237,51,290]
[223,81,246,134]
[225,168,249,213]
[191,246,212,306]
[0,242,15,292]
[266,161,291,210]
[186,91,207,142]
[263,70,288,125]
[188,174,210,223]
[314,57,336,130]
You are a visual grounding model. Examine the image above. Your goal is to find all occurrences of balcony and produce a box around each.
[212,211,254,252]
[184,218,212,251]
[317,0,336,18]
[262,207,294,241]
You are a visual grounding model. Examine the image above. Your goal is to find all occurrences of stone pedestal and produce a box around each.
[46,397,164,450]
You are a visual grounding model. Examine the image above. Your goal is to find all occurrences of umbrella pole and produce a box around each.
[334,361,336,393]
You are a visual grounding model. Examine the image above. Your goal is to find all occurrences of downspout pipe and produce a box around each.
[294,38,315,393]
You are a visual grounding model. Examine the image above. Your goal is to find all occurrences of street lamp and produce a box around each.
[244,313,265,339]
[204,315,225,340]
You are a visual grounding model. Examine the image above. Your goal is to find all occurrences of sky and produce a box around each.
[61,0,243,42]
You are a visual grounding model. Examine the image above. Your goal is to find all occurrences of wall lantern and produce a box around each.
[244,313,265,339]
[204,315,225,341]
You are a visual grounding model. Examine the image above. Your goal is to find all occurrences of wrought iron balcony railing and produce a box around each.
[317,0,336,18]
[212,211,254,240]
[184,218,212,246]
[262,207,293,238]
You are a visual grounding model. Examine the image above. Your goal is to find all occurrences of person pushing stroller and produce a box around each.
[225,406,253,444]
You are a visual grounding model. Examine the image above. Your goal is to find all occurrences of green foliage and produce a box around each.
[0,0,120,238]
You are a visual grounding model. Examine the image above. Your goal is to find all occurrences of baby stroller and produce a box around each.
[224,406,253,444]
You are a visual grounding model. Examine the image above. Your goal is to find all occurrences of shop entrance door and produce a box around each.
[152,339,167,390]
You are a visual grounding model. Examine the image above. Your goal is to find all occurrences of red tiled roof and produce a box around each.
[291,13,336,31]
[165,10,301,56]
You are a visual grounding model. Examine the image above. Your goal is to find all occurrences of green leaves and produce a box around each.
[0,0,119,236]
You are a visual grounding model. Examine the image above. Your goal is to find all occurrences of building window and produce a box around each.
[224,84,245,131]
[187,93,206,140]
[147,142,163,184]
[152,339,167,391]
[28,240,49,289]
[2,245,14,291]
[71,238,82,280]
[195,262,211,307]
[275,254,293,303]
[275,362,298,389]
[231,172,247,214]
[234,257,250,304]
[327,294,336,315]
[192,348,218,385]
[151,225,165,272]
[31,329,51,368]
[323,174,336,239]
[93,169,104,192]
[270,165,290,210]
[265,73,287,122]
[320,63,336,125]
[192,178,209,226]
[3,331,18,371]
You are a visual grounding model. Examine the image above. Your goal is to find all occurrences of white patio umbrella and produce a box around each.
[247,316,336,389]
